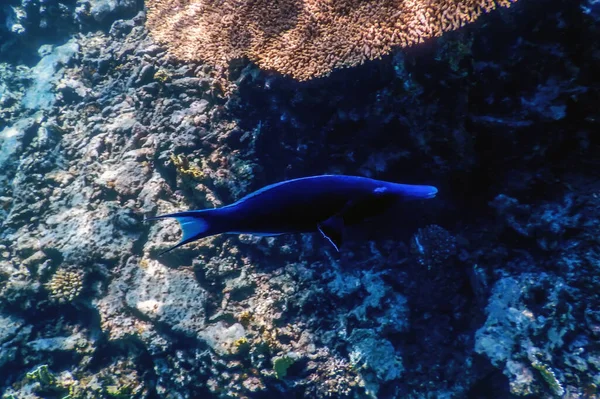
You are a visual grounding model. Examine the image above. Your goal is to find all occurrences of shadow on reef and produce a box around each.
[216,0,600,396]
[227,0,599,211]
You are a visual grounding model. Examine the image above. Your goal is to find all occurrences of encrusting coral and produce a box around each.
[145,0,518,80]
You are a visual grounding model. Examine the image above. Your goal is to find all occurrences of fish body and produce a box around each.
[149,175,437,253]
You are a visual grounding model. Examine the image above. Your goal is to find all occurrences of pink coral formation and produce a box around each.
[145,0,518,80]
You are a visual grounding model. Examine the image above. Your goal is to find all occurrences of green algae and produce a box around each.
[273,354,297,379]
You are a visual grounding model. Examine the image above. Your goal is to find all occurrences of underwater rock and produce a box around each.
[0,0,79,63]
[0,313,28,368]
[96,263,146,342]
[199,322,246,356]
[520,79,577,121]
[0,112,42,172]
[348,329,403,382]
[41,197,140,263]
[97,159,151,197]
[0,63,30,123]
[475,277,533,368]
[76,0,138,25]
[55,76,92,103]
[125,259,209,337]
[27,332,90,353]
[475,273,577,396]
[491,193,582,251]
[327,269,409,335]
[22,40,79,110]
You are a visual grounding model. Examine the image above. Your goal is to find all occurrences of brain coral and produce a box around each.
[145,0,518,81]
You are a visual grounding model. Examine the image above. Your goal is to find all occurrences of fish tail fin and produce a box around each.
[397,184,438,200]
[145,209,220,254]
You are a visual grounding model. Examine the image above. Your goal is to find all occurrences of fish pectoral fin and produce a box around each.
[317,215,344,252]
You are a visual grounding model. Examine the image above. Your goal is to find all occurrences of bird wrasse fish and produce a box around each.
[147,175,438,254]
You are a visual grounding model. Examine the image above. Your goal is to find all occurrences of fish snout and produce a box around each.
[396,184,438,200]
[423,186,438,199]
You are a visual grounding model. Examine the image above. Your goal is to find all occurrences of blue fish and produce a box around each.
[148,175,437,253]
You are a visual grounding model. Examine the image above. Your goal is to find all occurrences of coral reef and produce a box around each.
[145,0,518,80]
[0,0,599,398]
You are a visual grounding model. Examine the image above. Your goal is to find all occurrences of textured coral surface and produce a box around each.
[146,0,518,80]
[1,0,600,398]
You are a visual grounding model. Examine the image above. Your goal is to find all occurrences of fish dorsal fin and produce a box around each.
[318,215,344,252]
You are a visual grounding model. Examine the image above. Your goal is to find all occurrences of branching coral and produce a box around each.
[306,353,366,398]
[45,268,84,304]
[146,0,518,80]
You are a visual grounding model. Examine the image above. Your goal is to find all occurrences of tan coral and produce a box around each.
[145,0,518,80]
[45,269,84,303]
